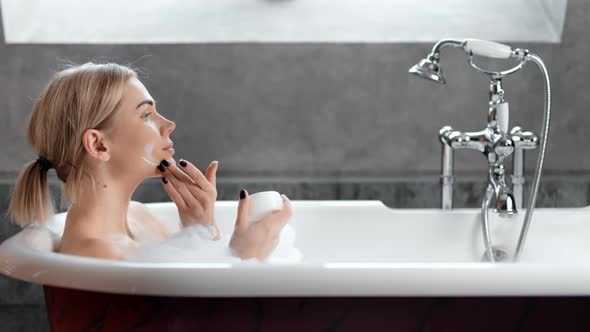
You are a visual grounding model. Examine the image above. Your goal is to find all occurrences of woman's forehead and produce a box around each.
[112,79,154,122]
[125,78,152,103]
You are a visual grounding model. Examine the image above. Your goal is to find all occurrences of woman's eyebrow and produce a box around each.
[136,99,155,109]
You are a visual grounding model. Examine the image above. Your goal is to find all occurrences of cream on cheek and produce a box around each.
[145,119,159,133]
[139,119,161,166]
[141,143,158,166]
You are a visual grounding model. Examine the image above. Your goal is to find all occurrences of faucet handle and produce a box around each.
[510,126,538,150]
[509,126,523,134]
[439,126,454,144]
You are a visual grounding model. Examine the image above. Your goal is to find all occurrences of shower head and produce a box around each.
[408,56,446,84]
[409,38,526,85]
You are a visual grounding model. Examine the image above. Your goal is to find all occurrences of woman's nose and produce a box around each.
[165,119,175,135]
[157,112,175,135]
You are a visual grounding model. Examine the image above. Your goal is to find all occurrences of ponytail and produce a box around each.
[7,158,56,227]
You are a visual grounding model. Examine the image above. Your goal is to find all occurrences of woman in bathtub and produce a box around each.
[7,62,292,262]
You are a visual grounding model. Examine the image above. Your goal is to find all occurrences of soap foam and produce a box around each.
[8,224,58,252]
[125,224,303,264]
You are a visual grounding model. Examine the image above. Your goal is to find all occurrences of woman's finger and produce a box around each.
[161,159,200,189]
[204,161,218,189]
[160,176,187,210]
[184,182,213,205]
[159,159,214,207]
[177,159,214,192]
[235,189,249,229]
[162,171,199,209]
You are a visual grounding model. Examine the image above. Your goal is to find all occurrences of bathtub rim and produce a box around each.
[2,200,590,296]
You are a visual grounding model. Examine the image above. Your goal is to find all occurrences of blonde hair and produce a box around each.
[7,62,139,227]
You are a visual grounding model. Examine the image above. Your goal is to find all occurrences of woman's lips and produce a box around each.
[163,147,175,155]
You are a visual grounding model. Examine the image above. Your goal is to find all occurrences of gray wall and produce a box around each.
[0,1,588,179]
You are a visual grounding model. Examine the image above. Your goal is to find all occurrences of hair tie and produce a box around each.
[36,157,54,172]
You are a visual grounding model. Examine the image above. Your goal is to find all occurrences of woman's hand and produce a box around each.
[159,158,220,240]
[229,190,293,262]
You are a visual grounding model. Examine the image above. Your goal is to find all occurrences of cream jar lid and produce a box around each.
[247,191,284,223]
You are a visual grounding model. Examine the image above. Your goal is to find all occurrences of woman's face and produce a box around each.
[102,77,176,179]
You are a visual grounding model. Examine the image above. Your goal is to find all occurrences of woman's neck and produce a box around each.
[65,178,139,238]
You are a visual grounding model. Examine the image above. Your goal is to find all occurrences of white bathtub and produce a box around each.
[1,200,590,296]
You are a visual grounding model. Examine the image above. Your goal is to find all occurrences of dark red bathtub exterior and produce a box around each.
[44,285,590,331]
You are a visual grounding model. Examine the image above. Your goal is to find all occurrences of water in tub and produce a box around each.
[124,190,302,263]
[125,222,302,264]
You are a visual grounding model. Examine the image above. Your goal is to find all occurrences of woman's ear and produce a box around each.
[81,128,111,162]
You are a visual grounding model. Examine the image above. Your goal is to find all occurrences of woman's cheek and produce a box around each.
[141,142,160,166]
[145,119,159,134]
[138,119,164,168]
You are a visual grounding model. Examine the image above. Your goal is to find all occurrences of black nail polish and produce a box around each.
[240,189,246,200]
[157,165,166,172]
[161,160,170,167]
[179,160,187,167]
[161,177,168,184]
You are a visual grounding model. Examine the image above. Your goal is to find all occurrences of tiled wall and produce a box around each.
[1,1,589,331]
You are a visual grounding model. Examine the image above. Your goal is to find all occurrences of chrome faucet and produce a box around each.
[437,79,538,215]
[409,39,552,262]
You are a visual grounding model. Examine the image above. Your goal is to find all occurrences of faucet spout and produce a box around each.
[488,166,517,216]
[494,188,517,217]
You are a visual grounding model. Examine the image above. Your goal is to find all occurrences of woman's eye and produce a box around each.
[143,112,152,118]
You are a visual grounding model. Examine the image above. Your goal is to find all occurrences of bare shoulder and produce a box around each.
[128,201,165,227]
[128,201,172,239]
[58,237,125,260]
[129,200,150,213]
